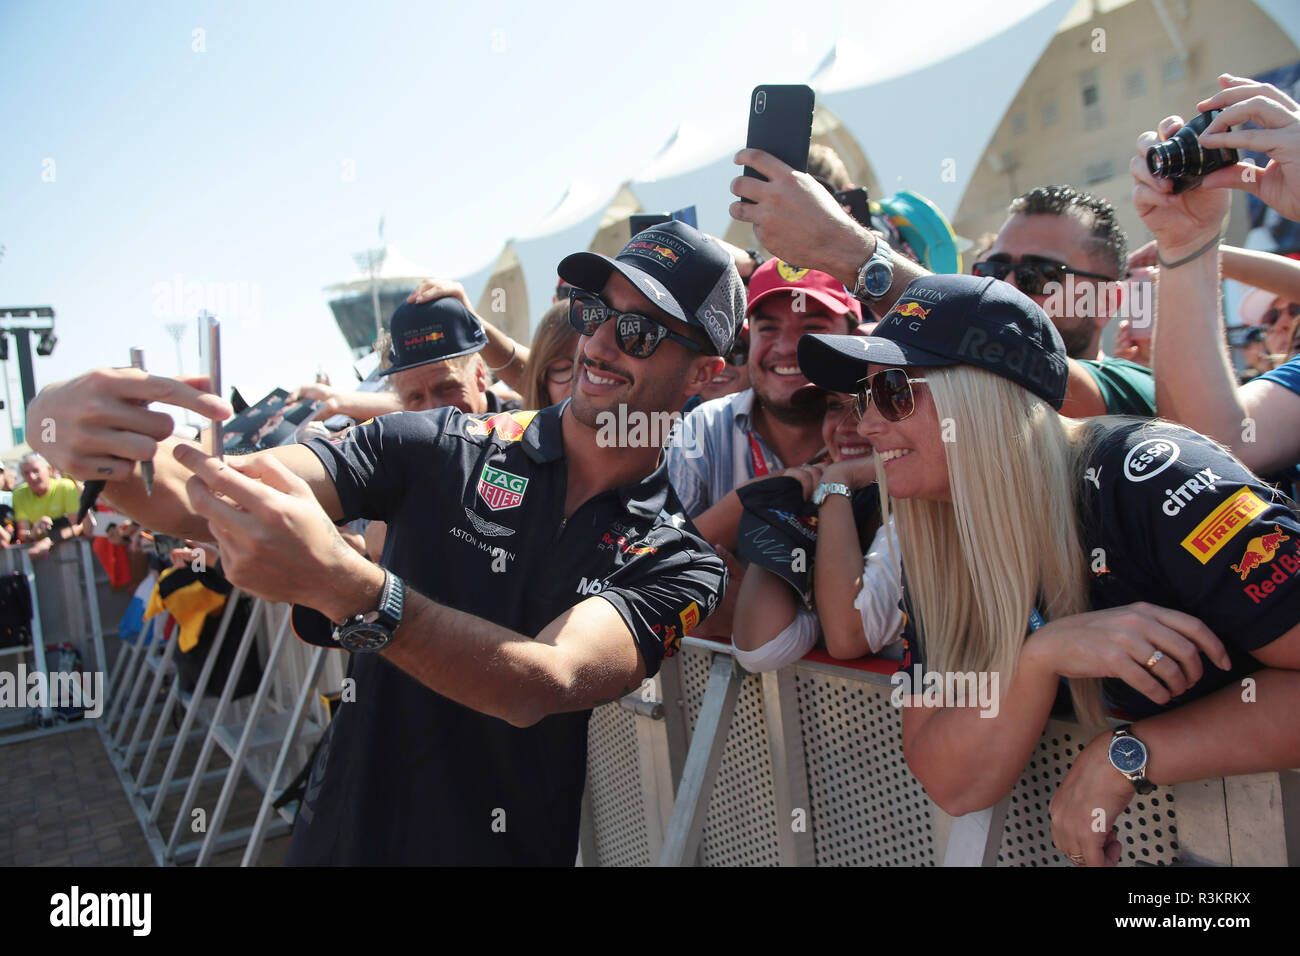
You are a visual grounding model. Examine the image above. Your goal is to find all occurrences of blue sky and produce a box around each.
[0,0,1055,443]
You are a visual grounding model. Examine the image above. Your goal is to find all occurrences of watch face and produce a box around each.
[863,262,892,298]
[337,623,393,653]
[1109,734,1147,773]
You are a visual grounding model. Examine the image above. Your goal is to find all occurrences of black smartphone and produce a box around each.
[741,84,815,203]
[629,205,699,240]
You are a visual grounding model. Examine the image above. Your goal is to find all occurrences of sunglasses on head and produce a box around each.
[971,256,1116,295]
[1261,302,1300,327]
[854,368,929,422]
[567,289,708,359]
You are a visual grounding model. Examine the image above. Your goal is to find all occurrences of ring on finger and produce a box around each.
[1067,852,1085,865]
[1144,650,1164,670]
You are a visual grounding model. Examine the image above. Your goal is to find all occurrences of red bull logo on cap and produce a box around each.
[893,301,931,321]
[1180,487,1268,563]
[1231,524,1292,580]
[403,328,445,347]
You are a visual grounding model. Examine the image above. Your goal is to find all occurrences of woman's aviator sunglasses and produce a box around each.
[854,368,929,422]
[567,289,708,359]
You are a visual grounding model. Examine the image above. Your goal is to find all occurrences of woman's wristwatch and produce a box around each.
[813,482,852,506]
[1107,724,1155,794]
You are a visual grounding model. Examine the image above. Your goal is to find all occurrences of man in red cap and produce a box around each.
[666,259,861,635]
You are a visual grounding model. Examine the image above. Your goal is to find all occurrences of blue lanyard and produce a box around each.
[1028,607,1046,632]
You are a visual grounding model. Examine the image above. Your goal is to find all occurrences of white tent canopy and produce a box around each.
[452,0,1099,338]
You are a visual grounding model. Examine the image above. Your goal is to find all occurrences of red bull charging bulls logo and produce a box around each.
[1231,524,1292,581]
[893,301,931,320]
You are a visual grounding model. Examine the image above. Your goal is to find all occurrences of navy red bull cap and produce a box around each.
[796,274,1069,410]
[557,220,745,356]
[382,296,489,376]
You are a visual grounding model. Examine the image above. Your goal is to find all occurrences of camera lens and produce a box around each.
[1144,109,1238,193]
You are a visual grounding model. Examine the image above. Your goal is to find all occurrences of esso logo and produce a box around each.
[1123,438,1181,482]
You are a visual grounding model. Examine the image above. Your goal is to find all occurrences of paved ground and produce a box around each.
[1,721,293,867]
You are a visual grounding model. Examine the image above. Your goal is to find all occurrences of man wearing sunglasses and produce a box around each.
[25,219,741,866]
[971,186,1155,417]
[730,154,1153,420]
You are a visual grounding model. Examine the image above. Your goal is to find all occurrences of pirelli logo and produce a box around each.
[1180,487,1268,563]
[678,601,701,634]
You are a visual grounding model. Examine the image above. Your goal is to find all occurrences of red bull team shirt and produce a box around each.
[897,419,1300,720]
[285,400,724,865]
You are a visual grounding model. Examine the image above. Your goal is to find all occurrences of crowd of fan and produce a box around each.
[18,71,1300,866]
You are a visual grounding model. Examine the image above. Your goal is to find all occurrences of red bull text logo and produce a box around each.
[403,330,445,346]
[477,465,528,511]
[1179,487,1267,563]
[1240,540,1299,604]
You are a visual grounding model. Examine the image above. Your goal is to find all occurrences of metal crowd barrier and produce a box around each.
[580,636,1298,867]
[98,591,346,865]
[10,538,1291,866]
[0,540,109,740]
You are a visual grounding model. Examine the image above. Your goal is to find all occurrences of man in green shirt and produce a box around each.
[971,185,1156,417]
[14,452,86,559]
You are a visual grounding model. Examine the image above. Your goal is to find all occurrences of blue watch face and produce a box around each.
[1109,735,1147,773]
[863,261,892,297]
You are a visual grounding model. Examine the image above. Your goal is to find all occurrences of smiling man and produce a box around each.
[26,219,742,866]
[666,259,861,548]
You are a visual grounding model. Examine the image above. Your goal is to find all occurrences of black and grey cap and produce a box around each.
[797,274,1069,409]
[557,220,745,356]
[382,297,489,376]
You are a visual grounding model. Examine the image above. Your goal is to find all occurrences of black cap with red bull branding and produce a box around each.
[796,274,1069,409]
[382,296,489,376]
[557,220,745,357]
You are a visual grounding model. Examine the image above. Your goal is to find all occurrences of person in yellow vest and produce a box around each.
[13,452,87,560]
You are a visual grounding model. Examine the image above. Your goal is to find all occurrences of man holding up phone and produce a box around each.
[27,220,742,865]
[731,152,1154,417]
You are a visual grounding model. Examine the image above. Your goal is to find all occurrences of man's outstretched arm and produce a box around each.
[27,367,343,540]
[174,449,651,727]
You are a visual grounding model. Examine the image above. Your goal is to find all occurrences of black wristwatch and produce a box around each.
[1107,724,1155,795]
[333,569,405,653]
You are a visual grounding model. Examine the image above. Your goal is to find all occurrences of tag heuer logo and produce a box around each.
[478,465,528,511]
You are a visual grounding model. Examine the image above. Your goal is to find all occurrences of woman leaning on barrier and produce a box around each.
[796,273,1300,868]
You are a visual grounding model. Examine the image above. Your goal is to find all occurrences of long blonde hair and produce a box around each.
[877,365,1105,726]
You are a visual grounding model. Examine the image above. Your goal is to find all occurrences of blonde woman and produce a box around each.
[798,274,1300,867]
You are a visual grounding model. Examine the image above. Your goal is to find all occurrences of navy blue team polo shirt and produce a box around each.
[285,400,724,865]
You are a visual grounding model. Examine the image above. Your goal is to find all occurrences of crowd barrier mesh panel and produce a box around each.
[794,669,937,866]
[680,644,782,866]
[996,723,1179,866]
[585,703,654,867]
